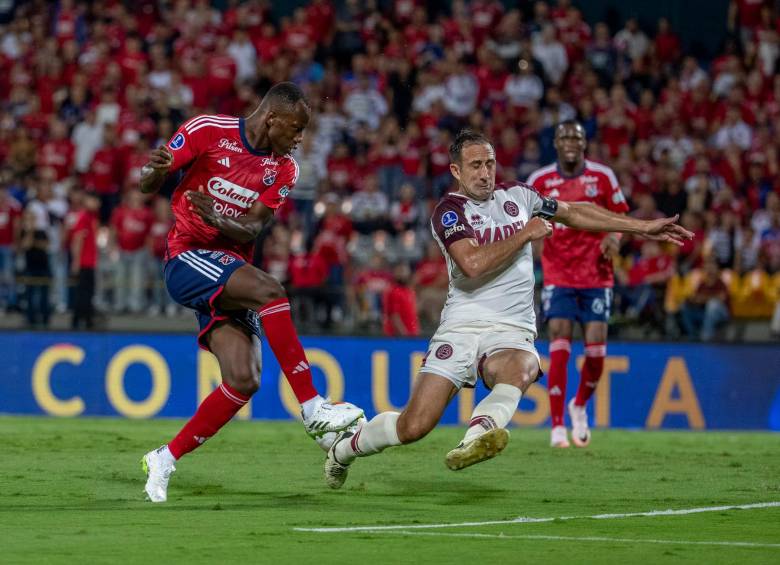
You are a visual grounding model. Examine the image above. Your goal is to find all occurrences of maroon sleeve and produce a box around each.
[431,196,475,249]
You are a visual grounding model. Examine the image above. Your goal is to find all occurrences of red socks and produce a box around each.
[548,338,571,427]
[257,298,318,404]
[168,382,249,459]
[575,343,606,406]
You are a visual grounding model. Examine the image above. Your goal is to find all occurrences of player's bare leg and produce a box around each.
[548,318,573,448]
[220,264,363,448]
[143,322,260,502]
[325,373,456,489]
[446,349,539,470]
[569,321,607,447]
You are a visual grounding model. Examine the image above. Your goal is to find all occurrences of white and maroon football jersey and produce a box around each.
[430,183,556,334]
[527,159,629,288]
[164,114,299,262]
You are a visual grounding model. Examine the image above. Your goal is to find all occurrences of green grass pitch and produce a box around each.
[1,416,779,564]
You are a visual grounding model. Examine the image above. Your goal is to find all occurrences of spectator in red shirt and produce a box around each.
[288,241,333,329]
[382,262,420,336]
[412,240,448,329]
[353,254,394,325]
[84,123,122,223]
[616,241,674,327]
[147,196,175,316]
[207,35,238,110]
[38,119,75,181]
[109,189,153,313]
[0,185,22,310]
[70,192,100,330]
[654,17,681,66]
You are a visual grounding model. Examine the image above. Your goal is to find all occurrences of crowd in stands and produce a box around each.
[0,0,779,339]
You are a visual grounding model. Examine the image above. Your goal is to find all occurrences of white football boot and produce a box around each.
[303,399,364,451]
[142,446,176,503]
[568,398,591,447]
[445,428,510,471]
[550,425,570,448]
[324,431,354,489]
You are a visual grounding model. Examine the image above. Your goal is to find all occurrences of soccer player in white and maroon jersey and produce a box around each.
[527,120,627,449]
[138,82,363,502]
[323,130,692,488]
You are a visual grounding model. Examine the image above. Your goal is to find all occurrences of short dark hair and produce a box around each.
[262,82,309,112]
[449,129,493,164]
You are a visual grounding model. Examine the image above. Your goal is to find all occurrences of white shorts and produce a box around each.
[419,322,541,389]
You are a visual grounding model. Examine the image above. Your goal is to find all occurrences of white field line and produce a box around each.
[294,501,780,533]
[364,531,780,549]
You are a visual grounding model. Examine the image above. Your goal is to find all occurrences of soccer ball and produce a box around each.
[312,413,367,452]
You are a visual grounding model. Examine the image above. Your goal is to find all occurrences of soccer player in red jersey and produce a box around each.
[527,121,629,449]
[139,83,363,502]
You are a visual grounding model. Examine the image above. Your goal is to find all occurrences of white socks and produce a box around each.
[301,395,325,420]
[462,383,522,444]
[335,411,401,464]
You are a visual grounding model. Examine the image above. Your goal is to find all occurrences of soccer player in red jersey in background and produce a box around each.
[138,82,363,502]
[527,121,629,449]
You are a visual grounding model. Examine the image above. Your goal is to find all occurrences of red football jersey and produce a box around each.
[165,114,299,262]
[527,160,629,288]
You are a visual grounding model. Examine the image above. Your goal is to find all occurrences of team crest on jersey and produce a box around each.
[585,185,599,198]
[219,255,236,266]
[441,210,458,227]
[469,214,485,228]
[503,201,520,217]
[278,185,290,198]
[435,344,453,359]
[263,168,278,186]
[169,133,185,150]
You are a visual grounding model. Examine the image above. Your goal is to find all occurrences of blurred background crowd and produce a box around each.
[0,0,779,340]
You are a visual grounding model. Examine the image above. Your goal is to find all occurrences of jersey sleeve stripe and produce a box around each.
[187,122,240,134]
[185,116,239,132]
[585,160,620,188]
[290,157,300,184]
[184,114,235,130]
[526,163,556,186]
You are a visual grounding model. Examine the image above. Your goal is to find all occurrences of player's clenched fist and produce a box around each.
[522,217,553,241]
[147,145,173,171]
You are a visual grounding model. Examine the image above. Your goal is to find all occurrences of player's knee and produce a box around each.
[516,367,539,391]
[257,276,286,305]
[224,368,260,397]
[396,415,434,444]
[549,324,572,341]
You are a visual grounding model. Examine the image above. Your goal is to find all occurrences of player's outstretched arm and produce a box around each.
[140,146,174,194]
[448,217,552,278]
[553,201,694,246]
[186,186,272,243]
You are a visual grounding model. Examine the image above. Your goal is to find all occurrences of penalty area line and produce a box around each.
[293,501,780,534]
[364,531,780,549]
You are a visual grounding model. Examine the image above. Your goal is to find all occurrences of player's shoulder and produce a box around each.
[584,159,619,184]
[525,162,558,185]
[432,192,469,217]
[495,180,541,198]
[181,114,240,136]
